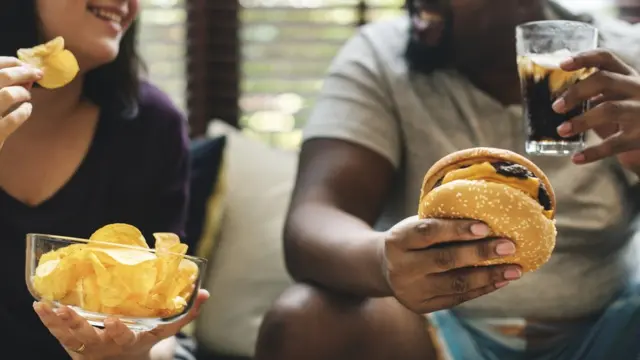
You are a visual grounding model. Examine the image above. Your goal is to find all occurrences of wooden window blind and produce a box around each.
[138,0,188,112]
[184,0,403,141]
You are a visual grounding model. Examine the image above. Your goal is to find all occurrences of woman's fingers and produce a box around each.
[0,57,23,69]
[55,306,103,350]
[33,302,85,353]
[0,102,32,140]
[144,289,210,342]
[104,317,137,347]
[0,65,42,88]
[0,85,31,115]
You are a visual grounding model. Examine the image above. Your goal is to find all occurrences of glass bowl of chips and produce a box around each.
[25,223,207,331]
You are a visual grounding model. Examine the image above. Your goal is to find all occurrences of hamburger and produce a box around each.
[418,147,557,273]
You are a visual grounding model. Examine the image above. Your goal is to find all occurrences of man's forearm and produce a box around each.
[284,203,392,298]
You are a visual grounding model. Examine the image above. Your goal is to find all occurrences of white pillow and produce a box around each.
[195,121,296,356]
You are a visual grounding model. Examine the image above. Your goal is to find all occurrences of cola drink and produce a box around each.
[517,50,593,155]
[515,20,598,156]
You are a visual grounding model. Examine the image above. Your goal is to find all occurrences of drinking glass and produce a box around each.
[516,20,598,156]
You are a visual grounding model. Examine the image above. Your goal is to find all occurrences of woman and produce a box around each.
[0,1,207,359]
[255,0,640,359]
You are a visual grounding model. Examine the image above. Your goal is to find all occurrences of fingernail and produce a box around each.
[32,302,41,311]
[552,98,566,113]
[495,241,516,256]
[504,268,522,280]
[557,122,572,136]
[495,281,510,288]
[470,223,490,236]
[34,69,43,77]
[572,152,586,163]
[560,57,575,68]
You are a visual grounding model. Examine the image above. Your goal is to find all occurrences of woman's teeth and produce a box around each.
[88,7,123,23]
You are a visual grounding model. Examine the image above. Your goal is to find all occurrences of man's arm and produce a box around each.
[284,138,396,297]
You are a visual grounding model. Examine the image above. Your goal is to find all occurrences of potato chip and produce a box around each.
[17,36,79,89]
[89,223,149,249]
[153,232,180,252]
[32,223,200,318]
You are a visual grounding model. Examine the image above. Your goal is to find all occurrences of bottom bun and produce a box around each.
[418,179,556,273]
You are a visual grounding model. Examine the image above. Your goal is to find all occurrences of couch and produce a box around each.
[183,120,297,359]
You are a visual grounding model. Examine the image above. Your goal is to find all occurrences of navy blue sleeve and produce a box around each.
[131,82,191,241]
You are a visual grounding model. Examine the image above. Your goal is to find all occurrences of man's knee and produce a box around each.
[258,284,349,341]
[255,283,436,360]
[255,283,366,359]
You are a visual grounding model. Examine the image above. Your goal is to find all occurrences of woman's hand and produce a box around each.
[33,289,209,360]
[553,49,640,172]
[0,56,42,147]
[381,216,521,314]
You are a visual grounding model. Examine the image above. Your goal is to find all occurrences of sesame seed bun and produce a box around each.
[418,147,557,273]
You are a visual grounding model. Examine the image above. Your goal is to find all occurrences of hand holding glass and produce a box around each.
[516,20,598,156]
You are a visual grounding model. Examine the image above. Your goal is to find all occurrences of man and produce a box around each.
[255,1,640,359]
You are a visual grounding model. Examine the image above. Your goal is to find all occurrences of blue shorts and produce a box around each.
[427,283,640,360]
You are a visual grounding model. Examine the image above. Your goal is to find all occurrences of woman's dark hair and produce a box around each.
[0,0,143,118]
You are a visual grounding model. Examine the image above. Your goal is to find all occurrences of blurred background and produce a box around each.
[137,0,638,149]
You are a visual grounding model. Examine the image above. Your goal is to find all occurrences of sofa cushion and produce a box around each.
[185,135,227,255]
[195,121,295,356]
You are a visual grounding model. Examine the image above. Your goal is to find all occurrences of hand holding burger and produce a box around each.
[381,147,557,314]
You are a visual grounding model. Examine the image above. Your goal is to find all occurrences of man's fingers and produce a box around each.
[558,100,639,138]
[573,132,639,165]
[413,238,516,273]
[561,49,637,76]
[425,265,522,297]
[33,302,85,352]
[553,71,640,114]
[421,282,508,312]
[393,218,492,250]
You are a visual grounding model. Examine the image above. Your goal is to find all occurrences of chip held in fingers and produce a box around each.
[418,147,557,273]
[17,36,79,89]
[31,223,199,318]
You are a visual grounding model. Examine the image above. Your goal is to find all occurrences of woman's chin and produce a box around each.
[78,52,120,73]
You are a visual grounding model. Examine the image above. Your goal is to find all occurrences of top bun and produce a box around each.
[420,147,556,218]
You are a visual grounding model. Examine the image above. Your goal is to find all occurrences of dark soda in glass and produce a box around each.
[517,51,593,155]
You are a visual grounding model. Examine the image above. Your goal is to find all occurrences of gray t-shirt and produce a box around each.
[303,10,640,319]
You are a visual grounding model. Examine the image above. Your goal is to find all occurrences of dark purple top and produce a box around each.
[1,82,190,359]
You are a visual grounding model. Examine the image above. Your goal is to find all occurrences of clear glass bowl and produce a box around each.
[25,233,207,331]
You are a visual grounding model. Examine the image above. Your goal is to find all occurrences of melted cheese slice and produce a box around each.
[441,162,553,219]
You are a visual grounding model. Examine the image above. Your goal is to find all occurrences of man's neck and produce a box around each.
[460,63,522,106]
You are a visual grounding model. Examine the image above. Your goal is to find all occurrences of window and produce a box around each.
[239,0,404,149]
[138,0,187,112]
[181,0,632,140]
